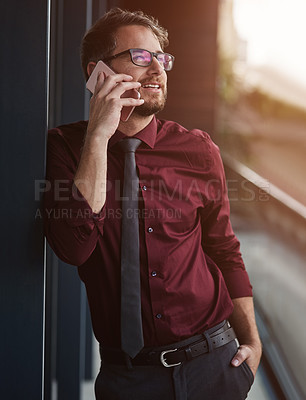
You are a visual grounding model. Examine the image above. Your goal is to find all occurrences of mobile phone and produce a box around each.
[86,60,140,121]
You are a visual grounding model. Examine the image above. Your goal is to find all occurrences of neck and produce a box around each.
[118,114,154,136]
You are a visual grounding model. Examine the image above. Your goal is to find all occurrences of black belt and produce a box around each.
[100,320,237,368]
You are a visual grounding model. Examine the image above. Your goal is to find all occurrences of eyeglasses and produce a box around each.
[103,48,175,71]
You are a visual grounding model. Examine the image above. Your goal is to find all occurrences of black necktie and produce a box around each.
[118,138,144,358]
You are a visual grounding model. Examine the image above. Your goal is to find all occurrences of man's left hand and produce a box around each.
[229,297,262,377]
[231,342,262,377]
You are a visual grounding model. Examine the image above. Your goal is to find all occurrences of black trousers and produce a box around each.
[95,339,254,400]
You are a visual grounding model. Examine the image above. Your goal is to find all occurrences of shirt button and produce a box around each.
[156,313,162,319]
[147,227,153,233]
[142,185,147,191]
[151,271,157,277]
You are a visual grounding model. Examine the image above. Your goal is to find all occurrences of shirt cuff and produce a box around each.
[223,269,253,298]
[45,180,106,230]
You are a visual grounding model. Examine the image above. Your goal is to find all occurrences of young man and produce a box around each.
[44,8,261,400]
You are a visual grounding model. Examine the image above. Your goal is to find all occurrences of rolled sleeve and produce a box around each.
[201,143,253,298]
[44,128,106,266]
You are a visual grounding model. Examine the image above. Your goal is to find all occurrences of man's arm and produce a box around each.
[199,142,262,375]
[44,73,143,265]
[74,133,109,214]
[229,297,262,376]
[74,72,143,213]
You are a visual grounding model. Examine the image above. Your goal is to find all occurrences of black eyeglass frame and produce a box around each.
[103,48,175,71]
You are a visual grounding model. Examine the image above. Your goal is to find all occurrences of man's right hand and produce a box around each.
[86,72,144,140]
[74,72,143,214]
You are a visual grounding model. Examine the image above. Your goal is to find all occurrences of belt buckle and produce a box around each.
[160,348,181,367]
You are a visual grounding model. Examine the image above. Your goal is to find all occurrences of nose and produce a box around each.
[148,56,164,75]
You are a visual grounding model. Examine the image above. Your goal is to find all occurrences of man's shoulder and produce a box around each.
[48,120,88,143]
[47,121,88,161]
[156,119,221,170]
[157,119,212,143]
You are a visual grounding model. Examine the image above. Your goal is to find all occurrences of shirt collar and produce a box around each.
[108,116,157,150]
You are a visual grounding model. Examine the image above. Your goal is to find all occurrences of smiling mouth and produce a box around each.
[142,84,161,89]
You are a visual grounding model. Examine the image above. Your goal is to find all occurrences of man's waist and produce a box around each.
[100,320,237,368]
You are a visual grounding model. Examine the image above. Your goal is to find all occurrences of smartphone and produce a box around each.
[86,60,140,121]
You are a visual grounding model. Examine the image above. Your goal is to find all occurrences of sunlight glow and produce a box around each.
[233,0,306,87]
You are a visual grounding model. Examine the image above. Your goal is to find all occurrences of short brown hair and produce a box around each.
[80,7,169,80]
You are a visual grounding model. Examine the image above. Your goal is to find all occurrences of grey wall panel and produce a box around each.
[47,1,100,399]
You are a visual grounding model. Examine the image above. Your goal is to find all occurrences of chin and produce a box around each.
[134,102,165,117]
[134,93,167,117]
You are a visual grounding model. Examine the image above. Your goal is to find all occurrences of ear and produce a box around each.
[87,62,97,77]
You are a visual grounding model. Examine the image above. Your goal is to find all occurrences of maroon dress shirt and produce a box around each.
[44,116,252,348]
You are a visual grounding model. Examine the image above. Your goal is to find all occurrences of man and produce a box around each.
[44,7,262,400]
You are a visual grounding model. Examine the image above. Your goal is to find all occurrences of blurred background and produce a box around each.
[1,0,305,399]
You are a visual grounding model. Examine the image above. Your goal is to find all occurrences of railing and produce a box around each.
[222,152,306,400]
[222,152,306,249]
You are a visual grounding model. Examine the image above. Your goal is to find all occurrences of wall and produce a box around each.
[0,0,49,398]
